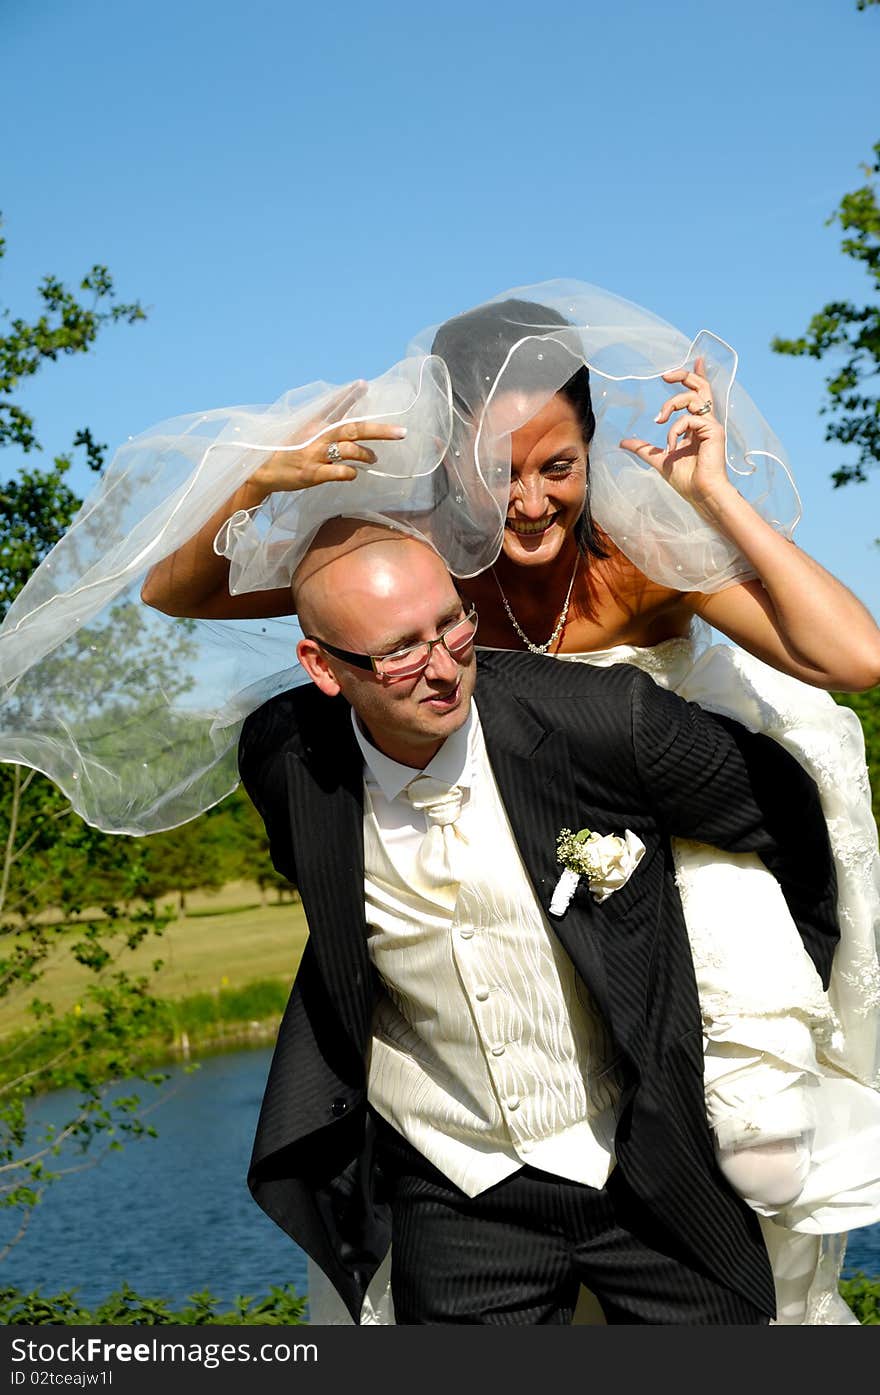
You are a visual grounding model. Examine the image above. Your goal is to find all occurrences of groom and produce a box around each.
[239,518,838,1325]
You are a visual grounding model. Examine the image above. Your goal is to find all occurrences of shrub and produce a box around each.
[840,1272,880,1325]
[0,1283,307,1325]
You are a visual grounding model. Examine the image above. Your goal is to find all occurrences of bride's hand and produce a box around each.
[618,357,730,514]
[250,380,407,495]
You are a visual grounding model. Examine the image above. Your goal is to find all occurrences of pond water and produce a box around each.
[4,1048,307,1311]
[4,1047,877,1316]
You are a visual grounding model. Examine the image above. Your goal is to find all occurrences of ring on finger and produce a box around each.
[694,399,713,417]
[326,442,343,463]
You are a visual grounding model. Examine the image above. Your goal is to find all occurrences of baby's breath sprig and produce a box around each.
[556,827,604,877]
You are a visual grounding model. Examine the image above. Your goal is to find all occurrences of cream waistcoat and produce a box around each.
[355,704,618,1198]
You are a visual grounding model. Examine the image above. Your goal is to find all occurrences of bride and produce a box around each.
[2,280,879,1324]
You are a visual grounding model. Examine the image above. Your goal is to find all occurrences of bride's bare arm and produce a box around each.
[141,388,407,619]
[685,530,880,693]
[621,360,880,692]
[140,474,296,619]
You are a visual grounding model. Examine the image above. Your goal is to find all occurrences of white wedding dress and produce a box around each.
[557,633,880,1326]
[310,632,880,1327]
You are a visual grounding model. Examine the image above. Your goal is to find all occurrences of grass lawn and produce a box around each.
[0,881,309,1036]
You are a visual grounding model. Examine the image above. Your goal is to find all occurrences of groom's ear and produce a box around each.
[297,638,342,698]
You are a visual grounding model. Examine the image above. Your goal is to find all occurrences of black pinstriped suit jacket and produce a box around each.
[238,649,839,1323]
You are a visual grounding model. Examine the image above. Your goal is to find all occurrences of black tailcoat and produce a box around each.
[238,650,838,1322]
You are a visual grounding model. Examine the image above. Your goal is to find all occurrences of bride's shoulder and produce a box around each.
[589,543,674,601]
[569,548,695,648]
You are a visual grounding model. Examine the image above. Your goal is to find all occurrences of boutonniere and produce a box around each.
[549,826,646,916]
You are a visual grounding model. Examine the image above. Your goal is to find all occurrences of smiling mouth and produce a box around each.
[422,680,461,708]
[505,512,560,537]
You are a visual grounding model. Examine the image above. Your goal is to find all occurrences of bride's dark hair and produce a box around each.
[431,298,608,560]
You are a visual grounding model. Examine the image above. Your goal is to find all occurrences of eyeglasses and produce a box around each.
[308,607,478,680]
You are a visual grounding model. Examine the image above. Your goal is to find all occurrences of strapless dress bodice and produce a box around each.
[477,634,697,691]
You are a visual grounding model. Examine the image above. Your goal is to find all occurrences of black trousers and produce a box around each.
[375,1120,768,1326]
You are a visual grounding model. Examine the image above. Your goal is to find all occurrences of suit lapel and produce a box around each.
[477,675,612,1024]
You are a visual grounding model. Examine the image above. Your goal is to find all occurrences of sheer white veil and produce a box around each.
[0,279,801,833]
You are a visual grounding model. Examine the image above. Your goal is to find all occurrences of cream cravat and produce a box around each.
[404,776,469,888]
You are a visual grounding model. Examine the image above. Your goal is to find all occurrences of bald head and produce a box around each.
[294,518,440,643]
[293,518,476,766]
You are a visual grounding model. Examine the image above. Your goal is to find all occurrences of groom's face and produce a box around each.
[296,537,477,769]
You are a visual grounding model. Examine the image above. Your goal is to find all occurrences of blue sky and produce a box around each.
[3,0,879,617]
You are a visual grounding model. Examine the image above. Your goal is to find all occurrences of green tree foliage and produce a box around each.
[136,817,227,915]
[0,219,145,611]
[0,217,178,1258]
[198,786,295,902]
[131,786,294,912]
[771,7,879,486]
[835,687,880,822]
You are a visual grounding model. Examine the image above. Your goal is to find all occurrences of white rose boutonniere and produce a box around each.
[549,826,646,916]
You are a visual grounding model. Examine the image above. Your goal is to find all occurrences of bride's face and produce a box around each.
[501,393,588,568]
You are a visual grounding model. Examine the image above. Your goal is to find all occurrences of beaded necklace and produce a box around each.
[490,550,580,655]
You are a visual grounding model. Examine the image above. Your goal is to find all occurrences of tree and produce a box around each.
[193,787,296,904]
[771,6,879,486]
[0,216,176,1257]
[835,688,880,823]
[136,817,227,915]
[0,223,146,603]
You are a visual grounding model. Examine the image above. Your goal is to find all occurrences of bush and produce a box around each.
[1,1276,877,1325]
[0,1283,307,1325]
[840,1272,880,1325]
